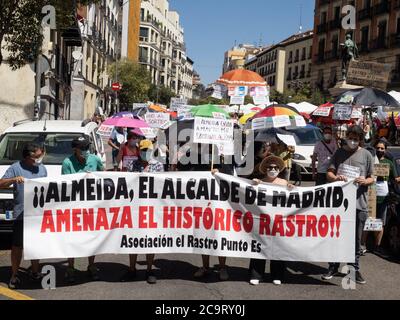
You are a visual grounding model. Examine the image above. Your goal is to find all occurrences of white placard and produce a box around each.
[250,86,268,97]
[277,134,297,147]
[217,142,235,156]
[364,218,383,231]
[294,115,307,127]
[272,115,291,128]
[337,164,361,180]
[144,113,171,128]
[132,103,148,110]
[177,105,193,119]
[97,124,114,137]
[170,98,188,111]
[253,95,268,105]
[139,127,158,139]
[351,107,363,119]
[252,118,266,130]
[230,96,245,105]
[193,117,234,145]
[313,107,331,117]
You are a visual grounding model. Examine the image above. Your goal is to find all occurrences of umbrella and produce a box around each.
[289,102,318,114]
[335,88,400,112]
[103,117,149,129]
[217,69,267,87]
[112,111,140,119]
[239,112,257,125]
[249,104,306,130]
[252,104,300,119]
[190,104,231,119]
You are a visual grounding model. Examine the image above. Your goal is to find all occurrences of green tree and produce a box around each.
[0,0,98,69]
[148,84,176,105]
[108,58,152,106]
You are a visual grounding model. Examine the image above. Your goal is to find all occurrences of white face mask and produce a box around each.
[324,134,332,141]
[267,170,280,178]
[347,139,359,150]
[32,156,44,166]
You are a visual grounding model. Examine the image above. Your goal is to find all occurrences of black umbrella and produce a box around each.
[334,88,400,112]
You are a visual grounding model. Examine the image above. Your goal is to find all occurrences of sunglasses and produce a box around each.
[267,166,279,171]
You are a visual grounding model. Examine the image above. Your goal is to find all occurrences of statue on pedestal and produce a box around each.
[341,34,359,81]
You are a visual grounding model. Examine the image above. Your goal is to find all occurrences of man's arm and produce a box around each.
[0,167,23,188]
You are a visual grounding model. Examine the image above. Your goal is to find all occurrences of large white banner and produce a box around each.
[24,172,356,262]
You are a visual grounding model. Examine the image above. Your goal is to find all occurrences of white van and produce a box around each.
[0,120,107,232]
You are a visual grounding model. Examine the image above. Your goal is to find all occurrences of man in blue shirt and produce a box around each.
[0,143,47,289]
[61,136,104,283]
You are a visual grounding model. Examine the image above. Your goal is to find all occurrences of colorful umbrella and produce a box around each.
[250,104,305,129]
[190,104,231,119]
[103,117,149,129]
[252,104,300,119]
[239,112,256,125]
[217,69,267,87]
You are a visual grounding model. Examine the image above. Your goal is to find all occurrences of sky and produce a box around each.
[169,0,315,86]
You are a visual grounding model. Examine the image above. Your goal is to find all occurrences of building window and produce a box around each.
[302,47,306,60]
[318,38,325,62]
[140,27,149,41]
[361,26,369,52]
[377,20,387,48]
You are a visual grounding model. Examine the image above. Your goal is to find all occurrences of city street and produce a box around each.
[0,241,399,300]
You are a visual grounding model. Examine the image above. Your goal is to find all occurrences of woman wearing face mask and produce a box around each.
[372,140,399,256]
[120,140,164,285]
[116,131,143,172]
[249,156,294,286]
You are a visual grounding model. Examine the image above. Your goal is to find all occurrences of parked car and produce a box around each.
[285,124,323,178]
[0,120,107,233]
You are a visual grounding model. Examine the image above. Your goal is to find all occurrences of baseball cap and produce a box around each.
[139,139,154,150]
[71,136,91,150]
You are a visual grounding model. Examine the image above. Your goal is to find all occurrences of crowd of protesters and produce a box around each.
[1,119,400,290]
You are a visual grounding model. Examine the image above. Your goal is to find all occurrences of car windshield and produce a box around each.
[286,127,323,146]
[0,133,85,165]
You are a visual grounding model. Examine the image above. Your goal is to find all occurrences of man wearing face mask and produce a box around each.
[61,136,104,283]
[0,143,47,289]
[321,125,374,284]
[312,127,338,186]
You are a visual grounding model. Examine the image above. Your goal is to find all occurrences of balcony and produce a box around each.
[374,1,391,15]
[358,7,373,21]
[140,16,162,31]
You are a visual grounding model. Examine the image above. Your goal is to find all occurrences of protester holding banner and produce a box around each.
[373,140,399,255]
[322,125,374,284]
[61,137,105,283]
[116,131,143,172]
[312,127,338,186]
[269,142,294,182]
[249,155,294,286]
[120,139,163,285]
[108,127,126,169]
[0,143,47,289]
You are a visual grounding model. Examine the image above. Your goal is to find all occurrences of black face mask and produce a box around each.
[376,151,385,159]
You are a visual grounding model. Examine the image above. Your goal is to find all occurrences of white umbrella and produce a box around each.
[290,101,317,114]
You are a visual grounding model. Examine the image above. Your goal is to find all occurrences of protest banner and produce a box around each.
[374,164,390,177]
[97,124,114,137]
[170,98,188,111]
[144,113,170,128]
[24,172,356,263]
[177,105,193,120]
[230,96,245,105]
[332,105,353,121]
[313,107,331,117]
[346,60,392,91]
[193,117,234,145]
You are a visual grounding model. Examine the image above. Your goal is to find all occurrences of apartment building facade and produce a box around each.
[312,0,400,93]
[138,0,193,99]
[71,0,121,120]
[244,31,313,93]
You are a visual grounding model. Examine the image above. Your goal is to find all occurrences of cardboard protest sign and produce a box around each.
[170,98,188,111]
[24,173,357,263]
[144,113,170,128]
[374,164,390,177]
[193,117,234,145]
